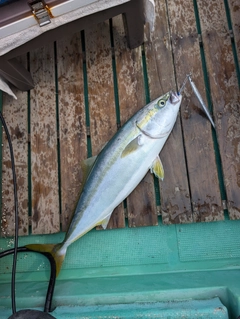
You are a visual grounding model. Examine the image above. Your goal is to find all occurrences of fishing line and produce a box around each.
[0,111,19,315]
[178,74,190,95]
[0,111,57,318]
[0,247,56,313]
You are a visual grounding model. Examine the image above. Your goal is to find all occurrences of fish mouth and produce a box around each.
[169,91,181,104]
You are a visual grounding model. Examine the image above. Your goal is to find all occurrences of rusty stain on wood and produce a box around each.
[197,0,240,219]
[145,0,192,224]
[167,0,223,222]
[113,15,158,227]
[57,33,88,231]
[30,45,60,234]
[85,21,125,229]
[85,22,116,155]
[1,57,28,237]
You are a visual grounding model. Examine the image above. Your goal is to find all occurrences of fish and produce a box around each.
[26,91,182,276]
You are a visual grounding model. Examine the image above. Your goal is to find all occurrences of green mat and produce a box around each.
[0,219,240,318]
[0,298,229,318]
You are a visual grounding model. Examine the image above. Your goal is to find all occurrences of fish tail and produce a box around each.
[25,243,66,277]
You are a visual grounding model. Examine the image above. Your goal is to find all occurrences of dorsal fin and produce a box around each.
[80,156,97,189]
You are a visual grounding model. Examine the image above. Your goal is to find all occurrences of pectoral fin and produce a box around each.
[121,135,143,158]
[150,156,164,180]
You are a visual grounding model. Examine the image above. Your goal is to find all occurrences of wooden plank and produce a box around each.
[127,173,158,227]
[145,0,192,224]
[112,15,158,227]
[30,45,60,234]
[197,0,240,219]
[57,33,88,231]
[1,57,28,237]
[167,0,223,222]
[228,0,240,65]
[85,21,125,229]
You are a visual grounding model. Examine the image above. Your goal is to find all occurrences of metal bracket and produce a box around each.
[222,200,228,210]
[229,29,234,39]
[28,0,52,27]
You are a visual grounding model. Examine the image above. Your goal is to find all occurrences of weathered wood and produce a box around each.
[30,45,60,234]
[228,0,240,66]
[1,57,28,237]
[127,172,158,227]
[112,15,158,227]
[1,0,238,236]
[145,0,192,224]
[167,0,223,222]
[197,0,240,219]
[57,33,88,231]
[85,21,125,229]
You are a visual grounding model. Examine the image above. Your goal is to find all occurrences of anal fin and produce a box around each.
[96,213,112,230]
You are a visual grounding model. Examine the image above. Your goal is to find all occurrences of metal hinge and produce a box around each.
[28,0,52,27]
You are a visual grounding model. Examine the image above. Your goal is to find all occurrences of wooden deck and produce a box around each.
[0,0,239,237]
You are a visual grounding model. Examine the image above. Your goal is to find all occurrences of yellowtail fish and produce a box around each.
[26,91,182,276]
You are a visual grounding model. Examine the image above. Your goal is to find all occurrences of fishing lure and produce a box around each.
[179,73,215,129]
[188,74,215,129]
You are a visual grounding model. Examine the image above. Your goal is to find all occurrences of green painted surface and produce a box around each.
[0,298,229,318]
[0,218,240,318]
[1,219,240,281]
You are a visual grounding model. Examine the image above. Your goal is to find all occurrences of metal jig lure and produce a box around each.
[178,74,215,129]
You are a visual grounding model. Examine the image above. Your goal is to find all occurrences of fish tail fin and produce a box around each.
[25,243,66,277]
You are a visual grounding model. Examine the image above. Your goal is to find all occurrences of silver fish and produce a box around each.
[26,91,182,276]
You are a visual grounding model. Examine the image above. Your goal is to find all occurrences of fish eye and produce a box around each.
[158,99,166,108]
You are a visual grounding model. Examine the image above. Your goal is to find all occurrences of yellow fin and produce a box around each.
[101,214,112,229]
[67,155,98,226]
[95,213,112,229]
[121,135,143,158]
[77,156,97,197]
[150,156,164,180]
[26,243,65,277]
[81,156,97,183]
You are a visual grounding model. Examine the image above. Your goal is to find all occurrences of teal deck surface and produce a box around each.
[1,218,240,318]
[0,299,229,318]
